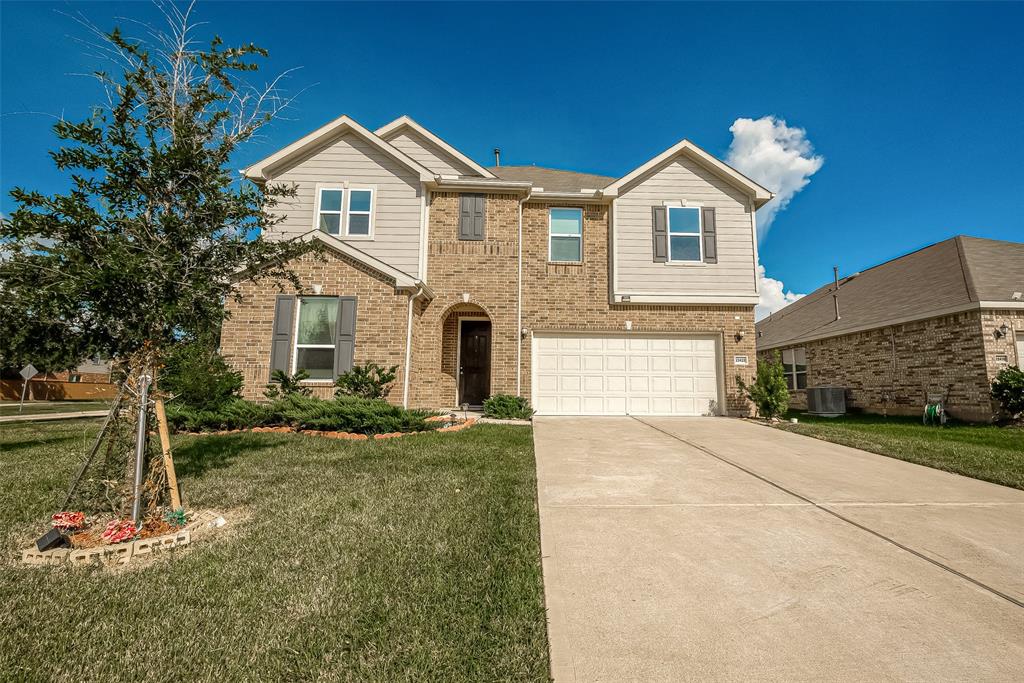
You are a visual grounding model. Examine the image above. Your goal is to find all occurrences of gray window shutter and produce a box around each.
[270,295,295,376]
[459,194,484,240]
[701,207,717,264]
[652,207,668,262]
[333,296,357,377]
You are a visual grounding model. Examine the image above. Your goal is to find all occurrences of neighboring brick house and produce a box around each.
[755,236,1024,422]
[221,115,774,415]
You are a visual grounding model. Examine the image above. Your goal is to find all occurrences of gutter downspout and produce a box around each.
[402,286,422,408]
[516,188,532,397]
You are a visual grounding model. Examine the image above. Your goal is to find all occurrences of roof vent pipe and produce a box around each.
[493,148,501,166]
[833,266,841,321]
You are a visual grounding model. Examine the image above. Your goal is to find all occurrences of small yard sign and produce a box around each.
[18,363,39,413]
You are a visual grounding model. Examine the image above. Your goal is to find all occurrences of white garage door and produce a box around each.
[532,334,721,416]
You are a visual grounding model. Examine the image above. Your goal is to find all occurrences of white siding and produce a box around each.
[267,131,423,276]
[614,154,757,296]
[384,128,478,177]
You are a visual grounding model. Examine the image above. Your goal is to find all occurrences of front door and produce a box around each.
[459,320,491,407]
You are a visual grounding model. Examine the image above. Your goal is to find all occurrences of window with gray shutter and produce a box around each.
[459,194,485,240]
[269,295,295,376]
[651,207,668,262]
[701,206,717,264]
[333,297,357,376]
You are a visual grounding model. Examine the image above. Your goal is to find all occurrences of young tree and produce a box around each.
[737,351,791,419]
[0,4,308,520]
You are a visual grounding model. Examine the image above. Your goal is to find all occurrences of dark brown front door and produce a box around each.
[459,320,491,407]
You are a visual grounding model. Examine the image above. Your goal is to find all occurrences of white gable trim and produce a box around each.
[244,115,434,182]
[603,139,774,207]
[375,115,496,179]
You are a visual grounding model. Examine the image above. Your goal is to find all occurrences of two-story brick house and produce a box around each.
[221,115,773,415]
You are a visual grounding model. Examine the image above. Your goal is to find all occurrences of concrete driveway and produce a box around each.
[534,417,1024,682]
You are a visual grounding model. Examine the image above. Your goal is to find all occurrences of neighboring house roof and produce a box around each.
[487,165,616,193]
[375,115,496,179]
[756,236,1024,350]
[244,115,435,182]
[602,139,774,207]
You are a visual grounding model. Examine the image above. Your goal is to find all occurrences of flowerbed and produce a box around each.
[165,395,448,436]
[178,416,476,440]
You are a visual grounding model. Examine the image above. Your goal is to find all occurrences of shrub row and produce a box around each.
[164,395,442,435]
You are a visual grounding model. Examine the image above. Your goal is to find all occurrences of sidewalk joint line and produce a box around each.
[631,417,1024,610]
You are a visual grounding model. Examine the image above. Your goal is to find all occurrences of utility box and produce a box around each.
[806,386,846,417]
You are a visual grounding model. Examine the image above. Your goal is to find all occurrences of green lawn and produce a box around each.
[0,400,109,417]
[777,412,1024,490]
[0,421,550,681]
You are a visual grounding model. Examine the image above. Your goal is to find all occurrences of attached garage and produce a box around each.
[531,334,722,416]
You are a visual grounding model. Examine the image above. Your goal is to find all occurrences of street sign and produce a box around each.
[18,364,39,413]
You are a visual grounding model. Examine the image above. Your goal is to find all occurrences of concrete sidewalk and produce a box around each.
[0,410,107,424]
[534,417,1024,682]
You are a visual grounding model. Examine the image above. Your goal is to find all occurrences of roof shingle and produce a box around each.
[755,236,1024,349]
[486,165,616,193]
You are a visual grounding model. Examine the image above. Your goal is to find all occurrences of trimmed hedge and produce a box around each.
[482,394,534,420]
[165,395,442,435]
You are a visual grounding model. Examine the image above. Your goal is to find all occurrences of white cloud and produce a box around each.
[756,265,804,322]
[726,116,824,239]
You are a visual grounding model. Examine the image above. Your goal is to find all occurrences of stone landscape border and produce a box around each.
[175,416,477,439]
[23,529,191,567]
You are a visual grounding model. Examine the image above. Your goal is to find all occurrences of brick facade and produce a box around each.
[223,192,757,414]
[759,308,1024,422]
[221,249,410,401]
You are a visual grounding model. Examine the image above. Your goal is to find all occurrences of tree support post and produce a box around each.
[131,373,152,526]
[154,399,182,509]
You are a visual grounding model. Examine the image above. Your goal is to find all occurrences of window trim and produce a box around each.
[666,205,703,264]
[292,296,340,382]
[548,207,584,263]
[782,347,808,391]
[345,187,375,239]
[314,187,344,236]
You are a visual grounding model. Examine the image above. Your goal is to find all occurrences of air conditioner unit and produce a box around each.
[806,386,846,417]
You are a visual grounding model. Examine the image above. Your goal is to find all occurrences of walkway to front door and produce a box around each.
[458,319,491,407]
[533,417,1024,682]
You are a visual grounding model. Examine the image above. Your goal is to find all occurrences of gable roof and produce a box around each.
[487,165,616,193]
[756,236,1024,350]
[244,115,434,182]
[602,139,774,207]
[375,116,496,179]
[300,231,421,289]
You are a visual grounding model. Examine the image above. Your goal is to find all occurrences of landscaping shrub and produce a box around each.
[737,352,790,419]
[263,369,312,399]
[165,394,442,435]
[335,363,399,399]
[483,394,534,420]
[160,340,243,410]
[164,398,278,432]
[991,366,1024,421]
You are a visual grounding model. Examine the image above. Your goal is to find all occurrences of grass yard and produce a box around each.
[0,420,550,681]
[0,400,109,417]
[777,412,1024,490]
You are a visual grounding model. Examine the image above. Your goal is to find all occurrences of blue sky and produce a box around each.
[2,1,1022,309]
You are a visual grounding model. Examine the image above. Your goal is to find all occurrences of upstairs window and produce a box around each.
[667,207,702,262]
[549,208,583,262]
[317,188,343,235]
[347,189,373,236]
[782,348,808,390]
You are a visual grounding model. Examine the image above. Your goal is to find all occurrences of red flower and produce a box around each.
[51,511,86,531]
[101,519,137,544]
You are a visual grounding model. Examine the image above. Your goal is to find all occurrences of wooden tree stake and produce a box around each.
[154,399,182,509]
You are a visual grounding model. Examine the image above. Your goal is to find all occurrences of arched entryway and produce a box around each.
[440,303,492,408]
